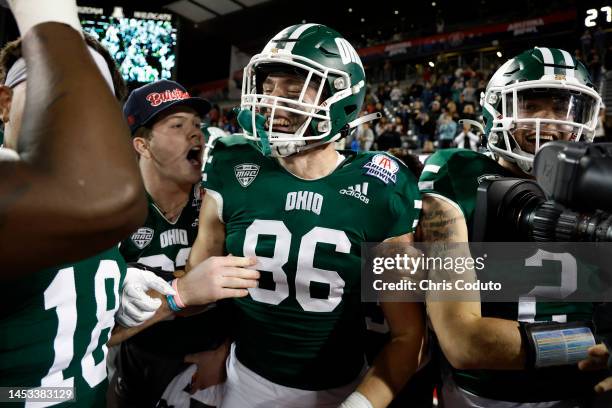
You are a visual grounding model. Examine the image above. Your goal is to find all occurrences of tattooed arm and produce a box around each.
[419,194,525,369]
[0,23,146,277]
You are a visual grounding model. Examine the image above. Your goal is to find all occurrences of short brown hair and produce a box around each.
[133,125,153,140]
[0,33,127,102]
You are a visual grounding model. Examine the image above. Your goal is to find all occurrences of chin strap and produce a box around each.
[282,112,382,157]
[458,119,485,134]
[348,112,382,129]
[237,108,272,156]
[237,109,383,157]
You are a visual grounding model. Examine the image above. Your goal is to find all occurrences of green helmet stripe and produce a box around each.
[535,47,555,76]
[284,24,320,52]
[264,24,320,52]
[549,48,569,75]
[558,49,577,79]
[263,25,299,51]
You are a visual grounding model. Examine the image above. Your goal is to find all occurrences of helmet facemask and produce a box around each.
[483,81,601,173]
[240,50,359,157]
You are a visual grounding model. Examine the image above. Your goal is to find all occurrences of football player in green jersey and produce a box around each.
[187,24,425,408]
[0,1,149,406]
[418,48,609,407]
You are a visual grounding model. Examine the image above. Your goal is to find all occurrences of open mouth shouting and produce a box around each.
[186,145,203,168]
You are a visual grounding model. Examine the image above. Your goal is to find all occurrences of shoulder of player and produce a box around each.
[355,150,418,186]
[346,151,419,207]
[423,147,488,170]
[207,133,262,166]
[211,133,253,152]
[420,148,496,181]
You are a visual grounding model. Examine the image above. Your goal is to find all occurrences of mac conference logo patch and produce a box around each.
[131,227,154,249]
[234,163,260,187]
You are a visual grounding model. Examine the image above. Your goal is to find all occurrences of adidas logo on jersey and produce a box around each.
[339,182,369,204]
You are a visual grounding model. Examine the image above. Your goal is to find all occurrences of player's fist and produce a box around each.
[176,255,259,306]
[116,267,176,328]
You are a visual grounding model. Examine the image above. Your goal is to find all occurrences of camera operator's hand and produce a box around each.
[176,255,259,306]
[594,377,612,394]
[579,343,612,393]
[578,343,610,372]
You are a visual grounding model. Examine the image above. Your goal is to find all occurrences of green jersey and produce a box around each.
[203,135,421,390]
[0,248,126,407]
[419,148,603,401]
[119,185,226,355]
[120,185,202,274]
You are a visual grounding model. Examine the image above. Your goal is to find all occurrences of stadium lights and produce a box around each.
[428,61,435,67]
[348,8,353,12]
[497,51,503,57]
[361,17,365,22]
[432,2,436,6]
[302,19,306,23]
[394,10,399,15]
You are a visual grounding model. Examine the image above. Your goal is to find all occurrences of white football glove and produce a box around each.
[338,392,373,408]
[116,267,176,328]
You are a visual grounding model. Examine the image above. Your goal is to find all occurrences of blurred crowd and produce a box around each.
[342,62,498,154]
[578,27,612,87]
[201,36,611,155]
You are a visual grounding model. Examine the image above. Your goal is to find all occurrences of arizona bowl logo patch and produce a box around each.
[131,227,154,250]
[234,163,260,187]
[363,154,399,184]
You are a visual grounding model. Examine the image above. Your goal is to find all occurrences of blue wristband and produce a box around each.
[166,294,183,312]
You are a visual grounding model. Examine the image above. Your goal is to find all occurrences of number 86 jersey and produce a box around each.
[202,135,421,390]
